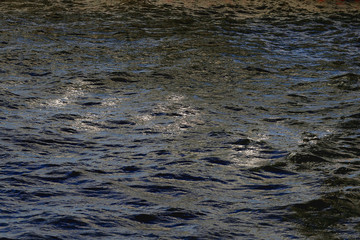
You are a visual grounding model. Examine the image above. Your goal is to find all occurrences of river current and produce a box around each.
[0,0,359,239]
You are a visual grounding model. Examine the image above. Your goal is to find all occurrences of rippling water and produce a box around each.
[1,0,360,239]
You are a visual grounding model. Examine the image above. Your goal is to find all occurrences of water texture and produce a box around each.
[0,0,359,239]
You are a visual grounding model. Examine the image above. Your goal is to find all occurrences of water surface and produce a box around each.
[0,0,360,239]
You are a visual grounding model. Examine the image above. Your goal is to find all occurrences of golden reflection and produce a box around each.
[46,0,360,15]
[154,0,237,8]
[152,0,360,12]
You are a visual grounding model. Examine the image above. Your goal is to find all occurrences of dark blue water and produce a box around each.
[0,0,360,239]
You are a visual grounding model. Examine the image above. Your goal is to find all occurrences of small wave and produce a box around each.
[129,207,204,224]
[49,216,90,230]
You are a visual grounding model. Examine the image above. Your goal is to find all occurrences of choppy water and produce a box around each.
[1,0,360,239]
